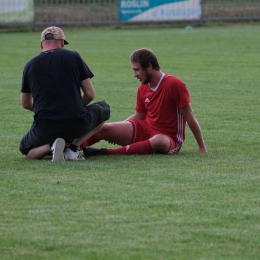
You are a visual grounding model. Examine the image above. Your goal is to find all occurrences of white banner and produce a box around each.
[0,0,34,23]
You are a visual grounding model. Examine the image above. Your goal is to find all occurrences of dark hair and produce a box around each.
[130,48,160,70]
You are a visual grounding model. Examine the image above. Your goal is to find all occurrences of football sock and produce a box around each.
[80,134,99,149]
[80,141,88,149]
[107,140,153,155]
[69,144,80,152]
[83,147,107,156]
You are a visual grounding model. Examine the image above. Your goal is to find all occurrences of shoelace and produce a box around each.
[77,154,85,160]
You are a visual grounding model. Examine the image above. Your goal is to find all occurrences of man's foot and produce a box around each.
[83,147,108,156]
[51,138,65,162]
[64,148,85,161]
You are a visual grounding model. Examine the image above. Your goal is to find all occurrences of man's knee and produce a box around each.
[150,134,171,153]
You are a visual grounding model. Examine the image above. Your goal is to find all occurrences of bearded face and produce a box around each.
[140,69,152,85]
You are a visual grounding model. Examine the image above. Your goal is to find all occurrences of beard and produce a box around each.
[141,70,152,85]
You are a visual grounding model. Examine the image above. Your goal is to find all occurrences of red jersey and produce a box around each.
[135,73,190,148]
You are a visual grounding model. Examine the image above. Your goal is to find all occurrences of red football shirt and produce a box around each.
[135,74,190,144]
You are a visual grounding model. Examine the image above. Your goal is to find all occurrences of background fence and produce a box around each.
[1,0,260,28]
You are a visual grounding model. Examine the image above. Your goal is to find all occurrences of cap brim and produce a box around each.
[64,40,69,45]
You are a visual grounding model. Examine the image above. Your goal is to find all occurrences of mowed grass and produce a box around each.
[0,23,259,259]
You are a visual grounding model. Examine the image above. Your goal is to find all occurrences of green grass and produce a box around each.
[0,24,260,259]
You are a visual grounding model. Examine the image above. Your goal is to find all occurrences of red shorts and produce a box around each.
[128,120,181,154]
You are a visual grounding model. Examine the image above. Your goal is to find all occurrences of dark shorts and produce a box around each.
[19,100,110,155]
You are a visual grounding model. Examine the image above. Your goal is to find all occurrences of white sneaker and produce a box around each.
[51,138,65,162]
[64,148,85,161]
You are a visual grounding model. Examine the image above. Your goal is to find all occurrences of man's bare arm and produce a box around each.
[21,93,33,111]
[180,104,207,154]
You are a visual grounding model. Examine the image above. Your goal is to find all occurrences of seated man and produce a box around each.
[81,48,207,156]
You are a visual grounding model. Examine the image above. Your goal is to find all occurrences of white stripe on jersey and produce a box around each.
[168,106,184,154]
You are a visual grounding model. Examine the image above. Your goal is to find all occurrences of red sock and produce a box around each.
[80,134,99,149]
[107,140,153,155]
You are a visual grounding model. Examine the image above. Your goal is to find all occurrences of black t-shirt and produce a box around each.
[21,48,94,134]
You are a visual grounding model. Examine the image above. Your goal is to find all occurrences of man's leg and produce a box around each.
[108,134,173,155]
[81,121,134,148]
[64,100,110,161]
[25,144,52,159]
[107,139,153,155]
[64,123,104,161]
[80,134,98,148]
[83,134,173,156]
[20,127,64,161]
[24,138,66,161]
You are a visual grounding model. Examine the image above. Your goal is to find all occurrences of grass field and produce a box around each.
[0,23,260,259]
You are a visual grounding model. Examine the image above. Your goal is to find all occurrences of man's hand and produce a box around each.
[198,146,207,154]
[81,78,95,106]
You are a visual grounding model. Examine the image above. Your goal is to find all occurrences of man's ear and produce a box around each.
[61,40,65,48]
[40,42,43,50]
[148,63,153,71]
